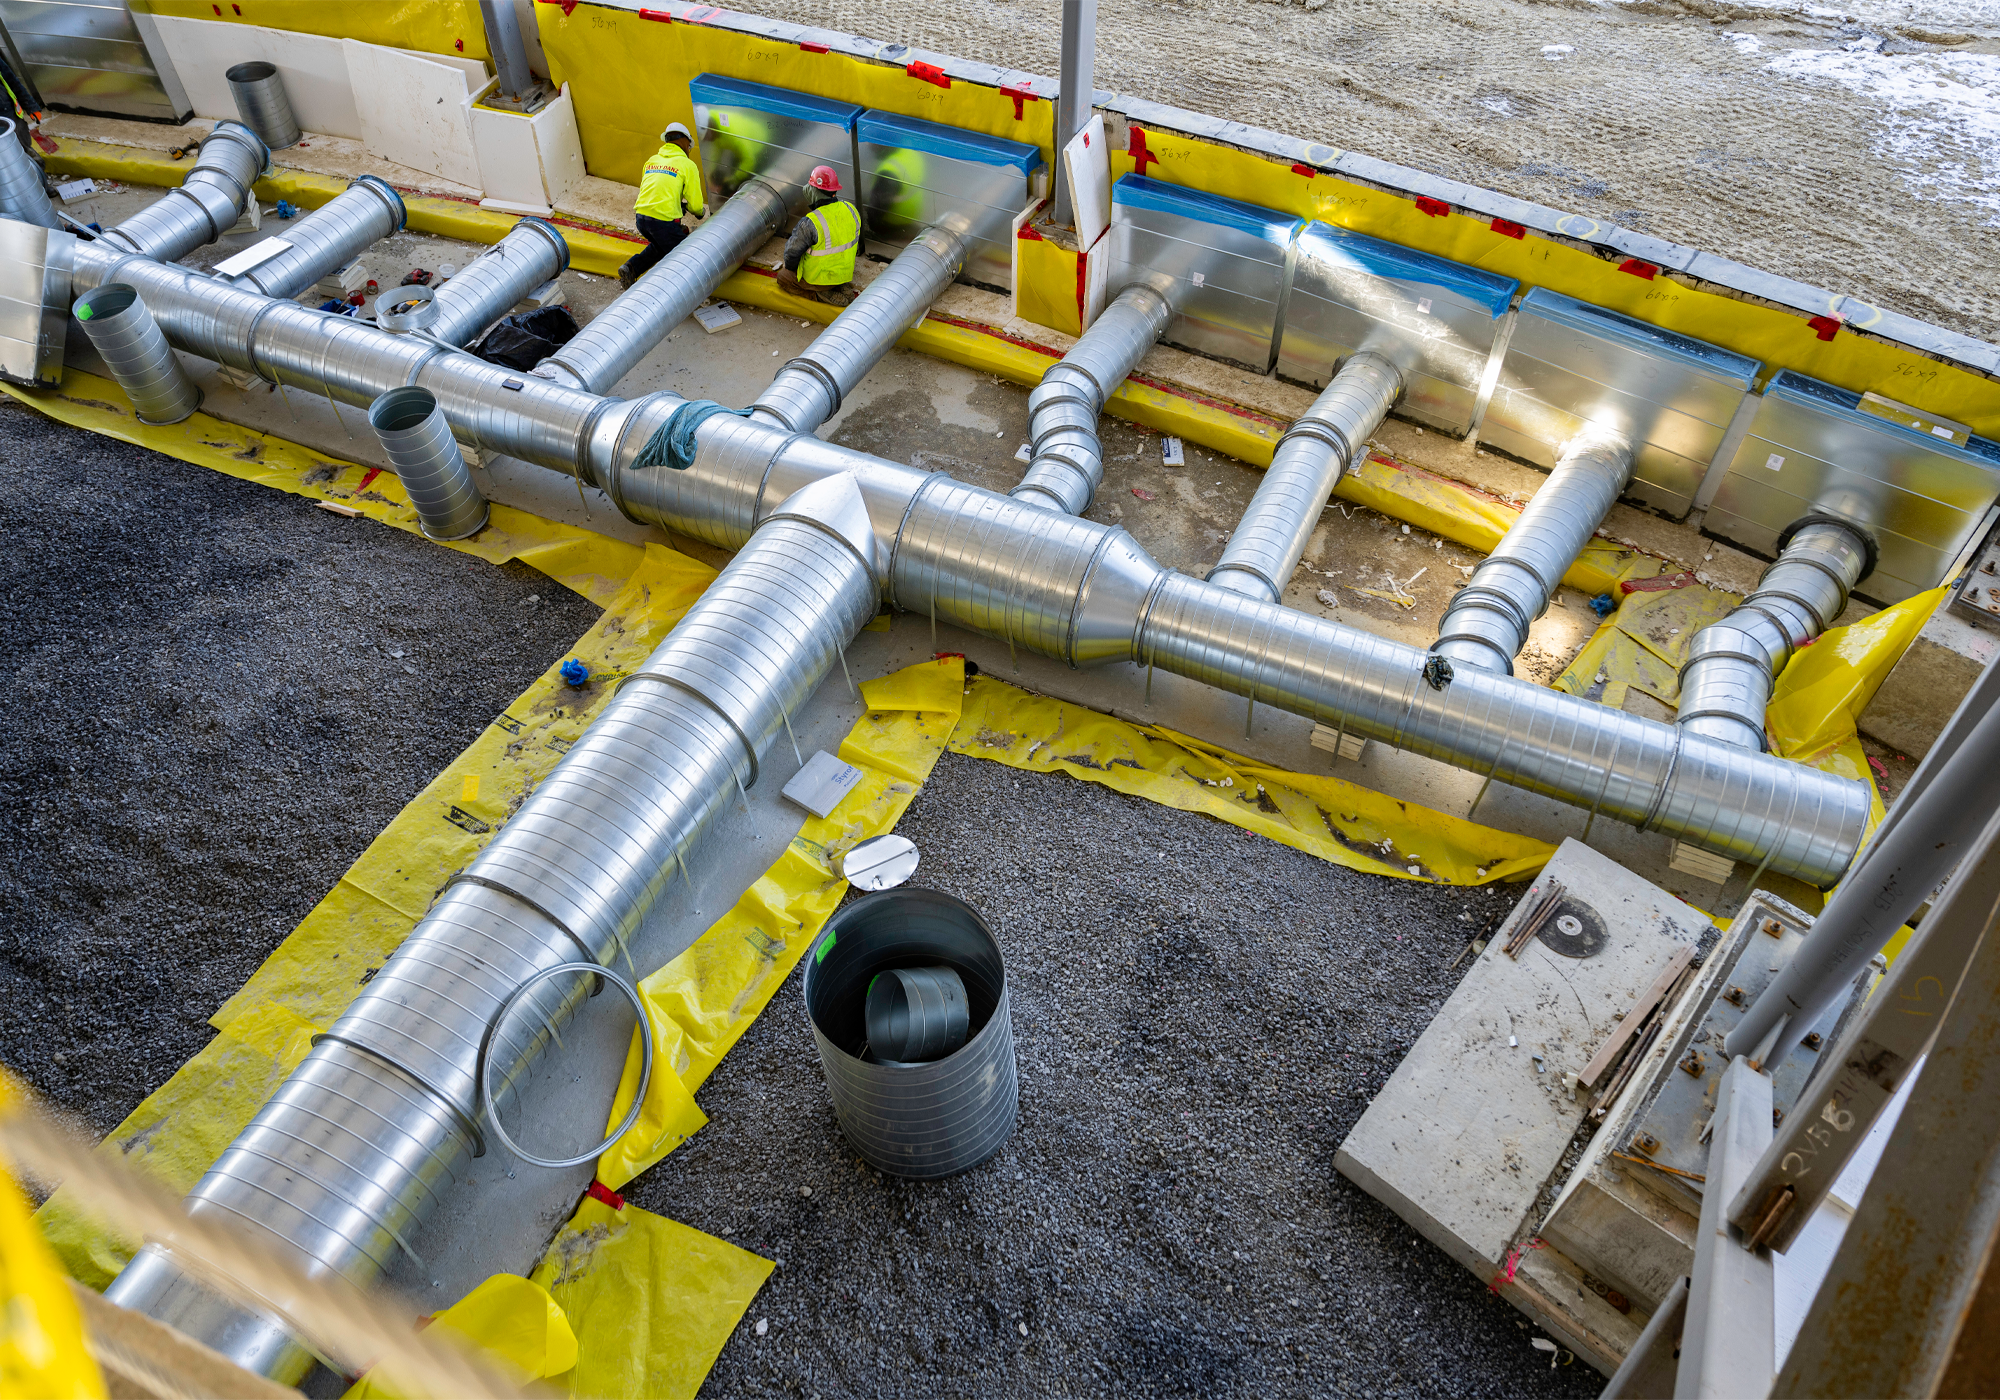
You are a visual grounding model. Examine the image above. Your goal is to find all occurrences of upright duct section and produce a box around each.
[104,472,884,1382]
[537,177,794,393]
[225,61,302,151]
[1010,283,1175,514]
[0,118,60,230]
[478,0,536,100]
[369,387,489,540]
[750,222,969,434]
[97,121,268,262]
[427,216,569,347]
[74,283,202,425]
[1676,519,1872,751]
[227,176,406,301]
[1207,351,1402,602]
[1432,424,1636,675]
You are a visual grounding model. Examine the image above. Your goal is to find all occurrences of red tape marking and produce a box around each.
[1129,126,1158,175]
[354,468,382,495]
[586,1181,625,1210]
[1016,223,1045,242]
[1002,85,1041,121]
[799,40,828,52]
[908,60,951,89]
[1489,1237,1545,1293]
[536,0,579,12]
[1290,163,1316,178]
[1415,196,1450,218]
[1491,218,1525,239]
[1619,258,1658,280]
[639,6,672,19]
[1808,315,1842,341]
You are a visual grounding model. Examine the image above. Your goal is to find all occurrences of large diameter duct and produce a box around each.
[74,283,202,425]
[1207,351,1401,602]
[369,386,489,539]
[0,118,60,230]
[1676,519,1871,751]
[225,61,302,151]
[227,176,406,301]
[1433,424,1636,674]
[427,216,569,346]
[537,177,794,393]
[750,222,969,434]
[1011,283,1175,514]
[97,120,268,261]
[104,473,883,1382]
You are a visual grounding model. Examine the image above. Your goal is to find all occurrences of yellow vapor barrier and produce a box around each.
[529,1196,771,1400]
[1767,585,1949,767]
[344,1274,577,1398]
[1554,580,1745,714]
[131,0,493,61]
[1,1075,105,1400]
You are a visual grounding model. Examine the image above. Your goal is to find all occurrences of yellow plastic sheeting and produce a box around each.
[132,1,490,60]
[595,656,967,1189]
[1768,586,1949,765]
[530,1196,770,1400]
[343,1274,577,1398]
[1554,582,1744,712]
[1,1075,106,1400]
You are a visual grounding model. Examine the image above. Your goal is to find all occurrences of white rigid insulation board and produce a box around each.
[342,40,482,189]
[152,18,362,137]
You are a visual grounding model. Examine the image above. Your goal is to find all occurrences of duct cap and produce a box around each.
[764,472,882,585]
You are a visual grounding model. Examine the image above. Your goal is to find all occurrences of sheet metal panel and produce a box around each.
[0,217,71,387]
[0,0,178,120]
[688,74,861,207]
[856,110,1039,292]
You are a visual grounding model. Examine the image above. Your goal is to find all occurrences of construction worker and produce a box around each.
[776,165,860,307]
[618,121,705,290]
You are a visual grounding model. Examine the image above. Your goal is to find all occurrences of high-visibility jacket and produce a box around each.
[634,144,705,221]
[798,199,860,285]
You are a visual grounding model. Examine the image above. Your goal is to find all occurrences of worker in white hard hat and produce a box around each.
[618,121,706,290]
[775,164,860,307]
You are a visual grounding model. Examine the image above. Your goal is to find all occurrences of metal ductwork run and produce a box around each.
[74,282,201,425]
[369,386,489,540]
[226,176,406,302]
[1207,350,1402,602]
[1010,282,1175,514]
[103,471,883,1383]
[536,177,795,393]
[225,61,302,151]
[1433,424,1636,675]
[0,118,60,230]
[1676,519,1873,751]
[97,121,268,262]
[427,216,569,347]
[750,222,970,434]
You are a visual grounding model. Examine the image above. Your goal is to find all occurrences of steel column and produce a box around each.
[1675,1056,1775,1399]
[1052,0,1097,229]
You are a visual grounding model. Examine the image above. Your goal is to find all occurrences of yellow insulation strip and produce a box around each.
[343,1274,577,1397]
[1,1077,106,1400]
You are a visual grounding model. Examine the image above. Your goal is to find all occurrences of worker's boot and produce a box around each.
[815,283,858,308]
[616,262,638,291]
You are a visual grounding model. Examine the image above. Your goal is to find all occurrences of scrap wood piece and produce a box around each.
[1578,944,1695,1087]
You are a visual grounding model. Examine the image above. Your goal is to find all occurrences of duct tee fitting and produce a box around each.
[227,176,406,301]
[427,216,569,347]
[99,121,268,263]
[1676,518,1873,751]
[0,118,60,230]
[369,386,489,540]
[225,61,302,151]
[1011,282,1176,514]
[75,283,202,425]
[1434,423,1636,674]
[1208,351,1402,602]
[751,223,970,435]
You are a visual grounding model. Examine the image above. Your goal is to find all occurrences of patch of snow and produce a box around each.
[1541,43,1574,60]
[1721,31,1765,56]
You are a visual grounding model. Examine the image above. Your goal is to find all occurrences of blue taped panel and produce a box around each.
[1300,221,1516,319]
[1112,174,1304,245]
[857,111,1042,173]
[1520,286,1761,389]
[689,74,863,129]
[1767,370,2000,467]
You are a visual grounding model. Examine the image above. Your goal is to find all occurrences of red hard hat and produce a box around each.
[809,165,841,192]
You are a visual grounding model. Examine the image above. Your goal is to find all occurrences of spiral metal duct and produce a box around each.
[1207,351,1402,602]
[369,386,489,540]
[750,223,969,434]
[73,283,202,425]
[537,177,794,393]
[225,61,302,151]
[427,216,569,347]
[0,118,60,230]
[227,176,406,301]
[97,121,268,261]
[1676,519,1872,751]
[104,472,883,1381]
[1433,424,1636,675]
[1010,283,1175,514]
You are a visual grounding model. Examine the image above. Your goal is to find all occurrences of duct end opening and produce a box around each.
[368,385,437,434]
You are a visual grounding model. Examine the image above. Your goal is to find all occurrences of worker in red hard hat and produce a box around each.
[618,121,706,290]
[776,164,860,307]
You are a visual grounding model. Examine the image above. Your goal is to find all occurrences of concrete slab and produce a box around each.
[1861,606,1999,760]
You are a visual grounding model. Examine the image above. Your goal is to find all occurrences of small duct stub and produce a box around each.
[368,386,489,540]
[0,117,61,230]
[74,283,202,425]
[805,889,1018,1178]
[225,61,303,151]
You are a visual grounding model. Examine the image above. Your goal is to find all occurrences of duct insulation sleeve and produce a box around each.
[805,888,1018,1178]
[1010,282,1176,514]
[478,0,536,98]
[99,121,268,262]
[1208,351,1402,601]
[751,223,970,434]
[103,473,883,1382]
[225,61,302,151]
[0,117,60,230]
[229,176,406,301]
[74,283,202,425]
[539,177,793,393]
[1433,424,1636,674]
[369,386,489,540]
[1676,519,1872,750]
[427,216,569,347]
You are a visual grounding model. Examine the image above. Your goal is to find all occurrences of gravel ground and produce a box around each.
[626,751,1598,1399]
[0,400,600,1139]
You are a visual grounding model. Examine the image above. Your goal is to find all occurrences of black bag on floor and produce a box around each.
[469,305,580,370]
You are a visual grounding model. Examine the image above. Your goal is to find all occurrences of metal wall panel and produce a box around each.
[856,110,1038,292]
[0,216,72,386]
[689,73,861,208]
[1479,287,1760,518]
[0,0,180,120]
[1707,371,2000,604]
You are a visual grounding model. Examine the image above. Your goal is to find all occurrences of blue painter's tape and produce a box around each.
[1766,370,2000,467]
[1297,221,1518,319]
[1112,173,1304,245]
[857,111,1042,173]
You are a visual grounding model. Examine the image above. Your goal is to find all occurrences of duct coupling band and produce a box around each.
[1274,412,1353,461]
[764,356,845,430]
[308,1031,489,1157]
[631,398,754,473]
[442,871,623,977]
[619,670,761,789]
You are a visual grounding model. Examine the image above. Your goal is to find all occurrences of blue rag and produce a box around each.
[631,399,753,473]
[1588,593,1618,619]
[560,659,589,688]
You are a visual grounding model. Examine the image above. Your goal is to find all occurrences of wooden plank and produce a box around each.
[1579,943,1694,1088]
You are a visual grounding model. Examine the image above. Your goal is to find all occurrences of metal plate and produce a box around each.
[689,73,862,207]
[1479,287,1760,519]
[836,833,921,891]
[1106,174,1304,374]
[0,217,72,387]
[1706,371,2000,605]
[857,111,1040,293]
[1277,220,1517,434]
[0,0,180,120]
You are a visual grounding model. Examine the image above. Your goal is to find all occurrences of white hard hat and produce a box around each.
[662,121,692,142]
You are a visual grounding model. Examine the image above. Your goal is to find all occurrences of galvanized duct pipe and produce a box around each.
[1432,423,1636,675]
[750,222,970,434]
[97,121,268,262]
[73,283,202,425]
[369,386,489,539]
[1207,351,1402,602]
[426,215,568,346]
[1009,282,1175,514]
[537,177,795,393]
[1676,519,1872,751]
[227,176,406,302]
[104,472,883,1382]
[225,61,302,151]
[0,117,60,229]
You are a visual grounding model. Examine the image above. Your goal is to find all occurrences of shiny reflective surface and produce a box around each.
[99,120,267,264]
[690,73,862,205]
[856,112,1040,292]
[0,0,180,120]
[427,216,568,347]
[229,177,405,302]
[0,216,71,387]
[74,281,200,423]
[225,60,301,151]
[368,386,488,541]
[0,118,61,229]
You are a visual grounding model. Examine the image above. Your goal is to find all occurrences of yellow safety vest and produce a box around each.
[635,145,705,221]
[799,199,860,285]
